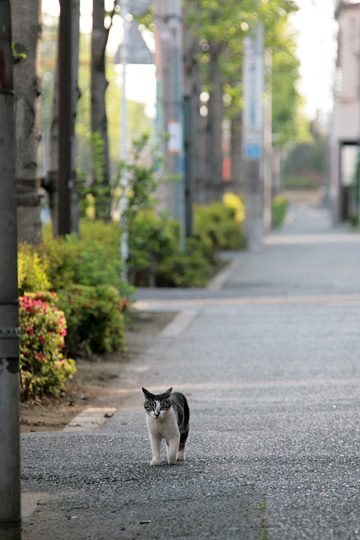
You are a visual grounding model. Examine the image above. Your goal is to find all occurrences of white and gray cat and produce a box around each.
[142,387,190,466]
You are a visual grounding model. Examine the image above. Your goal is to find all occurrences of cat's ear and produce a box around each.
[164,387,173,398]
[142,387,153,399]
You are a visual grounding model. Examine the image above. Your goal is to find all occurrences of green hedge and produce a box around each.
[58,284,127,356]
[42,221,130,296]
[18,244,51,295]
[194,202,245,256]
[127,194,246,287]
[272,195,289,228]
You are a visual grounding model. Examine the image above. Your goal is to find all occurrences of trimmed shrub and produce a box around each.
[18,244,51,295]
[128,210,179,286]
[127,197,245,287]
[156,238,212,288]
[194,201,246,254]
[42,223,128,295]
[19,293,76,400]
[58,284,127,355]
[127,211,213,287]
[272,194,289,228]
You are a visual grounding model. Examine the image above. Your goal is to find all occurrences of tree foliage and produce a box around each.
[184,0,304,147]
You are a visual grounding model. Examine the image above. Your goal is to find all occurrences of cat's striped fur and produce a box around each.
[142,387,190,465]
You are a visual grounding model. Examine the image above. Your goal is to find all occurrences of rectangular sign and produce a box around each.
[244,143,262,160]
[243,24,264,161]
[168,121,182,154]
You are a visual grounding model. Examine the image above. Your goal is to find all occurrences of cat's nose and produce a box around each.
[154,411,160,418]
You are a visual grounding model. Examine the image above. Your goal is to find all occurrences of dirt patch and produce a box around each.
[20,310,175,433]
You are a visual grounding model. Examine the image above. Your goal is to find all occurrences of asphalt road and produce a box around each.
[21,199,360,539]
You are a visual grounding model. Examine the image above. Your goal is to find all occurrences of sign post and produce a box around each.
[0,2,21,537]
[154,0,185,250]
[243,23,265,250]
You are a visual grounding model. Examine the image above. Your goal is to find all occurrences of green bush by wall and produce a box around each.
[58,284,127,356]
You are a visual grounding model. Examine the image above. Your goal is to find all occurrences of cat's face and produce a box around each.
[142,387,173,420]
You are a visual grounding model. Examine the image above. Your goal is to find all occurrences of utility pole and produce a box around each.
[0,1,21,538]
[119,0,129,278]
[183,95,194,237]
[70,0,80,234]
[154,0,185,248]
[182,12,197,238]
[263,49,273,231]
[57,0,73,235]
[242,23,265,250]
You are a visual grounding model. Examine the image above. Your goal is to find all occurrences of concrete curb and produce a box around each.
[206,259,240,290]
[160,309,199,337]
[63,407,117,432]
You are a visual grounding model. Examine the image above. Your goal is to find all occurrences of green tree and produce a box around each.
[39,18,153,225]
[183,0,302,201]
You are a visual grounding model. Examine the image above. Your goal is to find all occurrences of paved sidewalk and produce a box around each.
[22,198,360,539]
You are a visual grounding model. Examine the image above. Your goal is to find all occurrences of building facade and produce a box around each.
[330,0,360,222]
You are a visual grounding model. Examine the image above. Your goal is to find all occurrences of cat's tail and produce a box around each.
[179,428,189,451]
[179,394,190,451]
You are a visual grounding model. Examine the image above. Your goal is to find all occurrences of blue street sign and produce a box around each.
[244,143,263,160]
[243,24,264,162]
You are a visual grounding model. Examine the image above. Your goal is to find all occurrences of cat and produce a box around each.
[142,387,190,466]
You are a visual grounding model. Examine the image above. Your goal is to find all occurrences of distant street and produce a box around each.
[22,193,360,539]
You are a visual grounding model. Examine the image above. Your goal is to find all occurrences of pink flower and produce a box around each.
[38,336,45,344]
[37,352,46,363]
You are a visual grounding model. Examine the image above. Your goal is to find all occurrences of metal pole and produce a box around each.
[154,0,185,249]
[242,22,265,250]
[183,95,193,237]
[119,0,129,278]
[171,2,185,249]
[57,0,72,235]
[263,48,273,231]
[0,1,21,537]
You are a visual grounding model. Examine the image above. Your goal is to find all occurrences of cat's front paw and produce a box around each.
[150,458,161,466]
[177,450,185,461]
[167,457,177,466]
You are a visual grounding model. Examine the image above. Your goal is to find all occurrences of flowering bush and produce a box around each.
[223,192,246,224]
[19,293,76,400]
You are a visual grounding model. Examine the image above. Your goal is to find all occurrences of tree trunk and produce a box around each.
[183,22,208,206]
[47,51,59,233]
[11,0,42,244]
[0,0,21,528]
[91,0,111,221]
[183,22,199,235]
[47,0,80,236]
[195,113,208,204]
[205,46,224,203]
[230,112,243,191]
[70,0,81,234]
